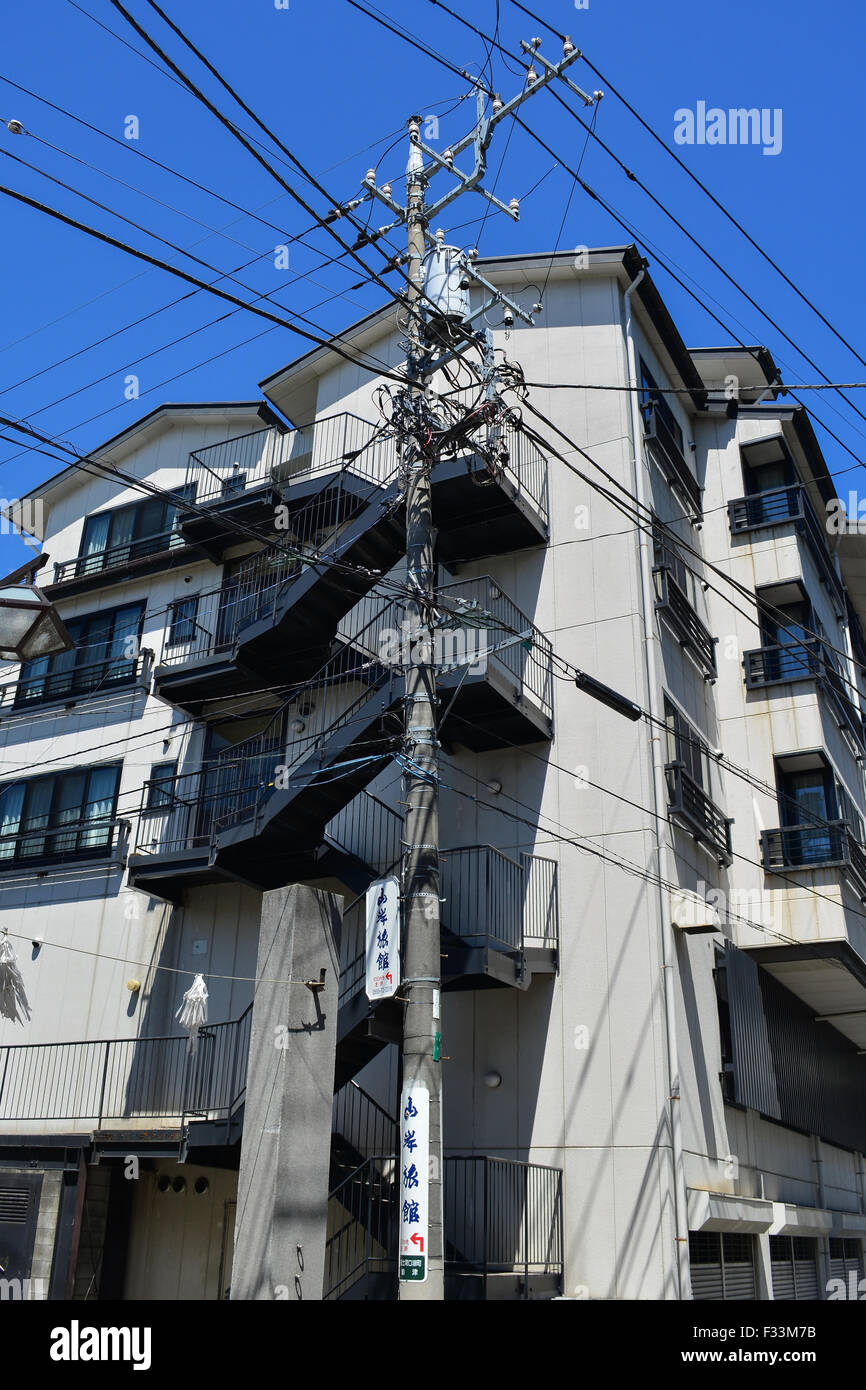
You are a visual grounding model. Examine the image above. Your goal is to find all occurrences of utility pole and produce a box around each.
[397,115,444,1300]
[363,39,599,1302]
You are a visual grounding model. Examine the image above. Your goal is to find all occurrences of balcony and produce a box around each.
[0,816,129,872]
[744,640,866,752]
[0,1007,251,1157]
[337,848,559,1049]
[325,1153,563,1301]
[0,649,153,716]
[177,413,549,564]
[132,583,554,899]
[728,485,845,614]
[653,564,717,679]
[666,761,733,865]
[643,405,701,518]
[48,528,203,599]
[761,821,866,900]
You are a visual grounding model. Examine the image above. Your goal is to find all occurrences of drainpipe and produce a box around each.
[621,268,691,1300]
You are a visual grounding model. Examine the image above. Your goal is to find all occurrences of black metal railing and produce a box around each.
[185,410,549,528]
[54,527,189,584]
[325,1153,397,1299]
[337,848,559,1009]
[185,413,397,507]
[324,1154,564,1300]
[643,405,701,517]
[325,790,402,878]
[0,650,152,712]
[744,640,866,749]
[444,1156,564,1295]
[332,1080,398,1168]
[665,761,733,865]
[0,1005,252,1125]
[653,564,717,679]
[728,485,845,611]
[438,576,554,721]
[761,822,866,897]
[0,817,128,871]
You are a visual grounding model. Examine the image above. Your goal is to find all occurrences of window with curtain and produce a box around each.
[76,485,195,576]
[15,603,144,707]
[0,765,121,865]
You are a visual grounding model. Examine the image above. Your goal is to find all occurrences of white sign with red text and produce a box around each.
[398,1082,429,1283]
[365,876,400,1001]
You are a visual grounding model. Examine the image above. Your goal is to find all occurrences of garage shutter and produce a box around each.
[690,1231,757,1300]
[0,1175,42,1281]
[771,1235,819,1300]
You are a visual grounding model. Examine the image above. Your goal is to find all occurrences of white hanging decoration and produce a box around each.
[176,973,208,1052]
[0,932,31,1024]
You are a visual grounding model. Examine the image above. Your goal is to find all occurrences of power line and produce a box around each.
[507,0,866,375]
[0,182,408,382]
[372,0,866,480]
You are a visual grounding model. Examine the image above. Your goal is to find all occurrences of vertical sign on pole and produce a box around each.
[365,876,400,1001]
[398,1082,429,1283]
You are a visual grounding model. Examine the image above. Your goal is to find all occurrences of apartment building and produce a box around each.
[0,245,864,1301]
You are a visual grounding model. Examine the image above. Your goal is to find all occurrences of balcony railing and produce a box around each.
[325,1153,563,1300]
[728,485,845,612]
[761,821,866,898]
[653,564,717,679]
[665,761,733,865]
[158,470,402,671]
[0,816,128,871]
[185,413,399,506]
[338,848,559,1007]
[643,405,701,518]
[0,650,153,714]
[744,640,866,750]
[0,1006,252,1125]
[53,527,189,585]
[437,576,554,722]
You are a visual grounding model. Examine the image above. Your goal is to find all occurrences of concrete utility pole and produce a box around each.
[398,116,444,1300]
[364,42,598,1302]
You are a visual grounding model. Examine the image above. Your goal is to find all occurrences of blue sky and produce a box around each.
[0,0,864,573]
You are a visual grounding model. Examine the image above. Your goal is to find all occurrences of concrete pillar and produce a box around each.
[231,883,342,1302]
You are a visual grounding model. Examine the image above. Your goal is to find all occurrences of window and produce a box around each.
[639,358,684,453]
[145,762,177,813]
[221,471,247,498]
[14,603,144,707]
[77,485,195,575]
[0,765,121,865]
[664,697,707,790]
[167,597,198,648]
[741,436,795,497]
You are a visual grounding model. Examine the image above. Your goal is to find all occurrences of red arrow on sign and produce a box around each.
[410,1234,425,1252]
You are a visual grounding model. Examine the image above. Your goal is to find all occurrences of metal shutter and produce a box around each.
[829,1238,863,1286]
[792,1237,819,1300]
[690,1231,724,1300]
[0,1175,42,1281]
[771,1235,819,1300]
[690,1231,756,1300]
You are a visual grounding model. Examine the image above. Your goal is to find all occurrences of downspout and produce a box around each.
[621,268,691,1300]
